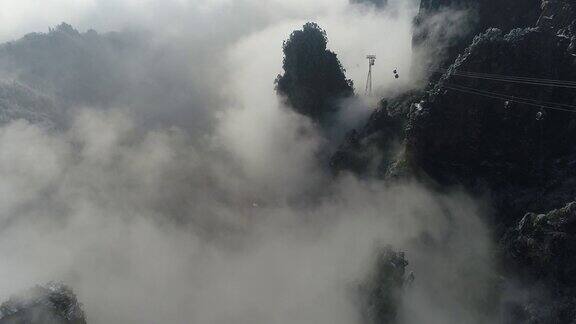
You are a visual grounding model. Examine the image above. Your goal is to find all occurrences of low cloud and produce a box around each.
[0,1,494,323]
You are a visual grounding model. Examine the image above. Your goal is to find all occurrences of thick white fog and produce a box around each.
[0,1,497,323]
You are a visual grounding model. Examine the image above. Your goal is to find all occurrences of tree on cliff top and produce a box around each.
[275,23,354,122]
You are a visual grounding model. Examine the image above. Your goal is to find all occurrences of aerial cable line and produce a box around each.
[443,83,576,110]
[429,68,576,88]
[451,72,576,86]
[449,73,576,89]
[444,72,576,89]
[442,86,572,114]
[443,83,576,112]
[440,83,576,114]
[433,67,576,85]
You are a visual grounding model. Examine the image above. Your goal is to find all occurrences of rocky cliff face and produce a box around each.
[336,0,576,215]
[406,26,576,238]
[333,1,576,321]
[408,26,576,188]
[538,0,575,30]
[502,201,576,324]
[335,0,552,179]
[407,0,576,221]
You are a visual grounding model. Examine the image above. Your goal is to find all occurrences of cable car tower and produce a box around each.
[365,55,376,96]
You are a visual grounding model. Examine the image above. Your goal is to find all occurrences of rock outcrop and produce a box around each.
[507,201,576,285]
[502,201,576,323]
[0,283,86,324]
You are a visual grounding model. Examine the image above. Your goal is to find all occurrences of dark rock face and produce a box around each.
[405,5,576,319]
[501,201,576,324]
[408,27,576,190]
[275,23,354,123]
[407,0,576,229]
[0,283,87,324]
[407,2,576,220]
[336,1,547,178]
[507,201,576,285]
[406,2,576,322]
[538,0,575,30]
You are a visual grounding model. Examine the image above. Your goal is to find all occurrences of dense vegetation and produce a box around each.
[275,23,354,123]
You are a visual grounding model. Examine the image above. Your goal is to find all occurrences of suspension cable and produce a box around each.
[440,83,576,114]
[434,67,576,85]
[429,68,576,88]
[443,83,576,110]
